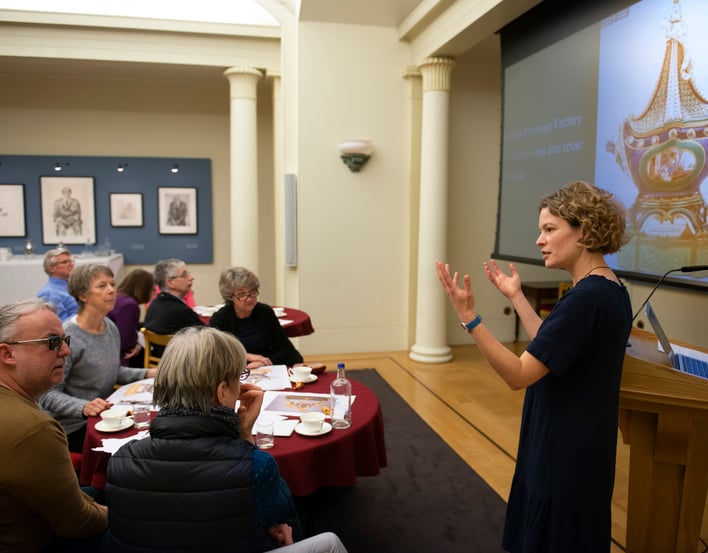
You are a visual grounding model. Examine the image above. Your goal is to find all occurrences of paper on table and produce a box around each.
[107,378,154,404]
[92,430,150,454]
[278,319,294,326]
[261,390,356,418]
[252,413,299,437]
[244,365,290,391]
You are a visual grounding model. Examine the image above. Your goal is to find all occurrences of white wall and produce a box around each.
[294,22,413,354]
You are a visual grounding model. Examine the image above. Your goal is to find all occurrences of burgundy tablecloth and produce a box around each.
[80,373,386,496]
[198,306,315,338]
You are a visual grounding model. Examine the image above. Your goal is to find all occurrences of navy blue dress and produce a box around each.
[502,276,632,553]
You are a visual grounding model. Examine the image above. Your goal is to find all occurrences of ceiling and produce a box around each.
[299,0,424,28]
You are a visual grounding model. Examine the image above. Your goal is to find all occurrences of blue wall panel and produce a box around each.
[0,155,213,264]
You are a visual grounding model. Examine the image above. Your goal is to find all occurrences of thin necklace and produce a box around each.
[581,265,609,280]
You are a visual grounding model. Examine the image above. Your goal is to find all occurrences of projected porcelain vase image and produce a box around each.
[605,0,708,273]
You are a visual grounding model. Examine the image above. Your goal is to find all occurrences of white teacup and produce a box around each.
[289,366,312,382]
[300,411,326,433]
[100,408,127,429]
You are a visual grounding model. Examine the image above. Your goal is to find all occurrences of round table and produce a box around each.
[197,306,315,338]
[80,372,387,496]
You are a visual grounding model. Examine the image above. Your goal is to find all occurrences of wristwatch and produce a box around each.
[460,314,483,332]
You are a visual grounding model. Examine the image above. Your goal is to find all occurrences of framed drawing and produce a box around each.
[158,187,197,234]
[110,193,143,227]
[0,184,27,237]
[40,176,96,245]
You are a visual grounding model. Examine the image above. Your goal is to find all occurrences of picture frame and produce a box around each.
[158,187,197,235]
[0,184,27,237]
[110,193,144,227]
[40,176,96,245]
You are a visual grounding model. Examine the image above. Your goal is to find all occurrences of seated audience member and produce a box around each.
[143,258,203,358]
[37,247,79,322]
[107,268,154,368]
[147,285,196,309]
[106,326,347,553]
[0,299,108,552]
[40,264,156,452]
[210,266,303,368]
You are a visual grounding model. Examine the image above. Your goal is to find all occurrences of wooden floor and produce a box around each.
[307,344,708,553]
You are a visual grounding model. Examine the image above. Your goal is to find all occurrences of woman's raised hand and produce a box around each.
[484,260,521,300]
[435,261,476,322]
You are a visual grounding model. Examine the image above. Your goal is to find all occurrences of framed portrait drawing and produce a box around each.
[110,193,143,227]
[158,187,197,235]
[40,176,96,245]
[0,184,27,237]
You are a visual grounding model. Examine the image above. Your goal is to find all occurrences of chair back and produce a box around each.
[558,281,573,298]
[140,327,174,368]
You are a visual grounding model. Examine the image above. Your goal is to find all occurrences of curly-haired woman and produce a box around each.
[436,181,632,553]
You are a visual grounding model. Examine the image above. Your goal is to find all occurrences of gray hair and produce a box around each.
[43,247,72,275]
[67,264,114,310]
[218,266,260,302]
[153,327,247,413]
[0,299,56,343]
[154,258,186,291]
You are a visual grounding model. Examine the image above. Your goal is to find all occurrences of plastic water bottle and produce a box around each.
[330,362,352,429]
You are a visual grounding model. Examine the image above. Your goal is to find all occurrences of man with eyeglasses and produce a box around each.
[144,258,204,358]
[0,299,108,552]
[37,247,79,322]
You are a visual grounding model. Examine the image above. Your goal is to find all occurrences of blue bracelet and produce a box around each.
[460,314,483,332]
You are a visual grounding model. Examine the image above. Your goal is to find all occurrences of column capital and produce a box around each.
[223,67,264,99]
[416,57,455,92]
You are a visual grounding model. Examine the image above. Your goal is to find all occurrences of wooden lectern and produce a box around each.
[620,328,708,553]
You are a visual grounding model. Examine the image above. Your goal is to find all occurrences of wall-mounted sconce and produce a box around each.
[339,139,374,172]
[117,163,127,173]
[171,164,180,173]
[54,162,66,172]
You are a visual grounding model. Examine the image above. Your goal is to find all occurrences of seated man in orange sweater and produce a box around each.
[0,299,108,552]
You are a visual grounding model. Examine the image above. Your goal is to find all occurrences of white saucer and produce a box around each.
[294,421,332,437]
[290,374,318,384]
[95,418,134,433]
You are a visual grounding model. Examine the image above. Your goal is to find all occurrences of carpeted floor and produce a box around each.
[294,369,507,553]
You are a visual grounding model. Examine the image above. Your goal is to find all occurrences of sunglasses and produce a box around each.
[5,335,71,351]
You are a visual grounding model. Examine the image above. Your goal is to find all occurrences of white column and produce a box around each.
[270,72,285,304]
[223,67,264,272]
[410,57,455,363]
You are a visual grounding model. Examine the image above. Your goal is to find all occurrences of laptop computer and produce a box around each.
[645,302,708,380]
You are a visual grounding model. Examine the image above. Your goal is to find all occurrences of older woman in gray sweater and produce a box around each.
[40,264,156,452]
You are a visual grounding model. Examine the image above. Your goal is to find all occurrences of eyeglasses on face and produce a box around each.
[53,259,74,266]
[5,335,71,351]
[234,290,259,302]
[170,271,191,280]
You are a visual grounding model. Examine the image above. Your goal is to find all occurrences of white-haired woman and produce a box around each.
[106,327,347,553]
[40,264,156,452]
